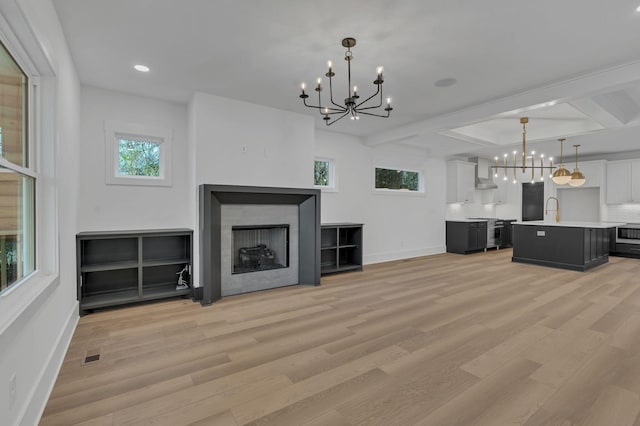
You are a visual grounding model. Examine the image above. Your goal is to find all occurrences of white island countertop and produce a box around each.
[512,220,626,229]
[445,218,488,222]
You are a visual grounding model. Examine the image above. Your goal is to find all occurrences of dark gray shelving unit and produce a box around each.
[77,229,192,314]
[321,223,363,275]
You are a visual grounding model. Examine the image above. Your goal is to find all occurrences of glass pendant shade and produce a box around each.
[568,144,585,187]
[568,169,586,187]
[551,166,572,185]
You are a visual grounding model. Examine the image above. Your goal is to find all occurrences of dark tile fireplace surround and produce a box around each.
[198,184,321,305]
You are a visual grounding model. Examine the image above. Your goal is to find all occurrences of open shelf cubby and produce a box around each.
[320,223,363,275]
[77,229,192,314]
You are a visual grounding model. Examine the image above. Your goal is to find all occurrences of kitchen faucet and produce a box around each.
[545,196,560,223]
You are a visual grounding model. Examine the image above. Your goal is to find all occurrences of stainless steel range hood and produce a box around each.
[469,157,498,190]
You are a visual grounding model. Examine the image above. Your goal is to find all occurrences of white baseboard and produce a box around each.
[364,245,445,265]
[19,302,78,426]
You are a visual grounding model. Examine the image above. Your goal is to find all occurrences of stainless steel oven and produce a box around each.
[492,220,504,248]
[617,224,640,244]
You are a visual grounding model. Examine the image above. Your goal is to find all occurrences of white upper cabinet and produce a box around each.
[446,160,475,203]
[482,177,510,204]
[606,160,640,204]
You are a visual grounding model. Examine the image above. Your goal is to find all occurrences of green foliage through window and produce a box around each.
[375,167,420,191]
[314,160,330,186]
[118,137,160,177]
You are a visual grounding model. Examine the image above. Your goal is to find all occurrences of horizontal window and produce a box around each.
[375,167,421,191]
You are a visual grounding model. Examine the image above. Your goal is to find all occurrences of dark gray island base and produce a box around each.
[512,222,620,271]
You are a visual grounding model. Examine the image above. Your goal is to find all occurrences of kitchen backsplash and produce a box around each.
[607,204,640,223]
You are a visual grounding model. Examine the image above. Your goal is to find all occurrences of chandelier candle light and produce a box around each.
[299,37,393,125]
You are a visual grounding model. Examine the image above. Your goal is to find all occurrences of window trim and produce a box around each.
[314,157,338,192]
[104,120,173,187]
[372,165,425,195]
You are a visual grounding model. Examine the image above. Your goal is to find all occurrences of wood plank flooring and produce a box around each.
[40,250,640,425]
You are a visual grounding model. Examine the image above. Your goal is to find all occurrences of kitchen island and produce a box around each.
[512,221,625,271]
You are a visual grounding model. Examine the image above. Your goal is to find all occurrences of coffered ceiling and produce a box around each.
[52,0,640,158]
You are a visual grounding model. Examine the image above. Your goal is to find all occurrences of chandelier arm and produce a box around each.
[491,166,555,170]
[354,85,382,109]
[325,109,350,115]
[327,75,345,110]
[325,110,351,126]
[317,90,323,115]
[356,103,386,111]
[303,97,345,113]
[354,110,390,118]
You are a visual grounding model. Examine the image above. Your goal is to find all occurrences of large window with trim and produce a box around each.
[0,40,35,293]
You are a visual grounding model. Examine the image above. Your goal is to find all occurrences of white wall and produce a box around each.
[0,0,81,425]
[191,92,315,188]
[78,86,192,231]
[557,187,600,222]
[608,204,640,223]
[315,131,446,263]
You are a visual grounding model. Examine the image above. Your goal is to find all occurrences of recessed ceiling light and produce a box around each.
[434,77,457,87]
[134,64,150,72]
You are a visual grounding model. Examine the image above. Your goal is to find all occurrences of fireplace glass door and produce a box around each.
[232,224,289,274]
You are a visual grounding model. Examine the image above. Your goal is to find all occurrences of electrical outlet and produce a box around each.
[9,373,16,407]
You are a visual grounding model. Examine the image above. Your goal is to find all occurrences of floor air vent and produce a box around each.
[84,353,100,363]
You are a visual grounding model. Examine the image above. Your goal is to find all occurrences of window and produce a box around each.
[375,167,421,191]
[118,136,160,177]
[0,40,35,293]
[314,158,336,190]
[105,121,172,186]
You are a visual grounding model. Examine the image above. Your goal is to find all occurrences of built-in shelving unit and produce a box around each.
[77,229,192,314]
[320,223,363,275]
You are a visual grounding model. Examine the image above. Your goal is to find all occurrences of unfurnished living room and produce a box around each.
[3,1,640,425]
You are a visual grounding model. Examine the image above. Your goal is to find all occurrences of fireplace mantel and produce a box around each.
[199,184,321,305]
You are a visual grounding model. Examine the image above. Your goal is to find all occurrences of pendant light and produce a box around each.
[568,144,586,187]
[551,138,572,185]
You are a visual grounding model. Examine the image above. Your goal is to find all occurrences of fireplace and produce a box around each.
[199,185,321,305]
[232,224,289,274]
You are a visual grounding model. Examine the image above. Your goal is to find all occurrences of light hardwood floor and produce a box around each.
[41,250,640,425]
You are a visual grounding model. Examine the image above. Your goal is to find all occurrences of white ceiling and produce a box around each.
[52,0,640,158]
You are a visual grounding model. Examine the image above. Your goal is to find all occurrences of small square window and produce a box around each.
[117,137,160,177]
[105,121,172,187]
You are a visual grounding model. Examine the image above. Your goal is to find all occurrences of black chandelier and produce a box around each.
[299,37,393,126]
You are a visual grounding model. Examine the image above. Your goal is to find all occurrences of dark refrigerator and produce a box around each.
[522,182,544,221]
